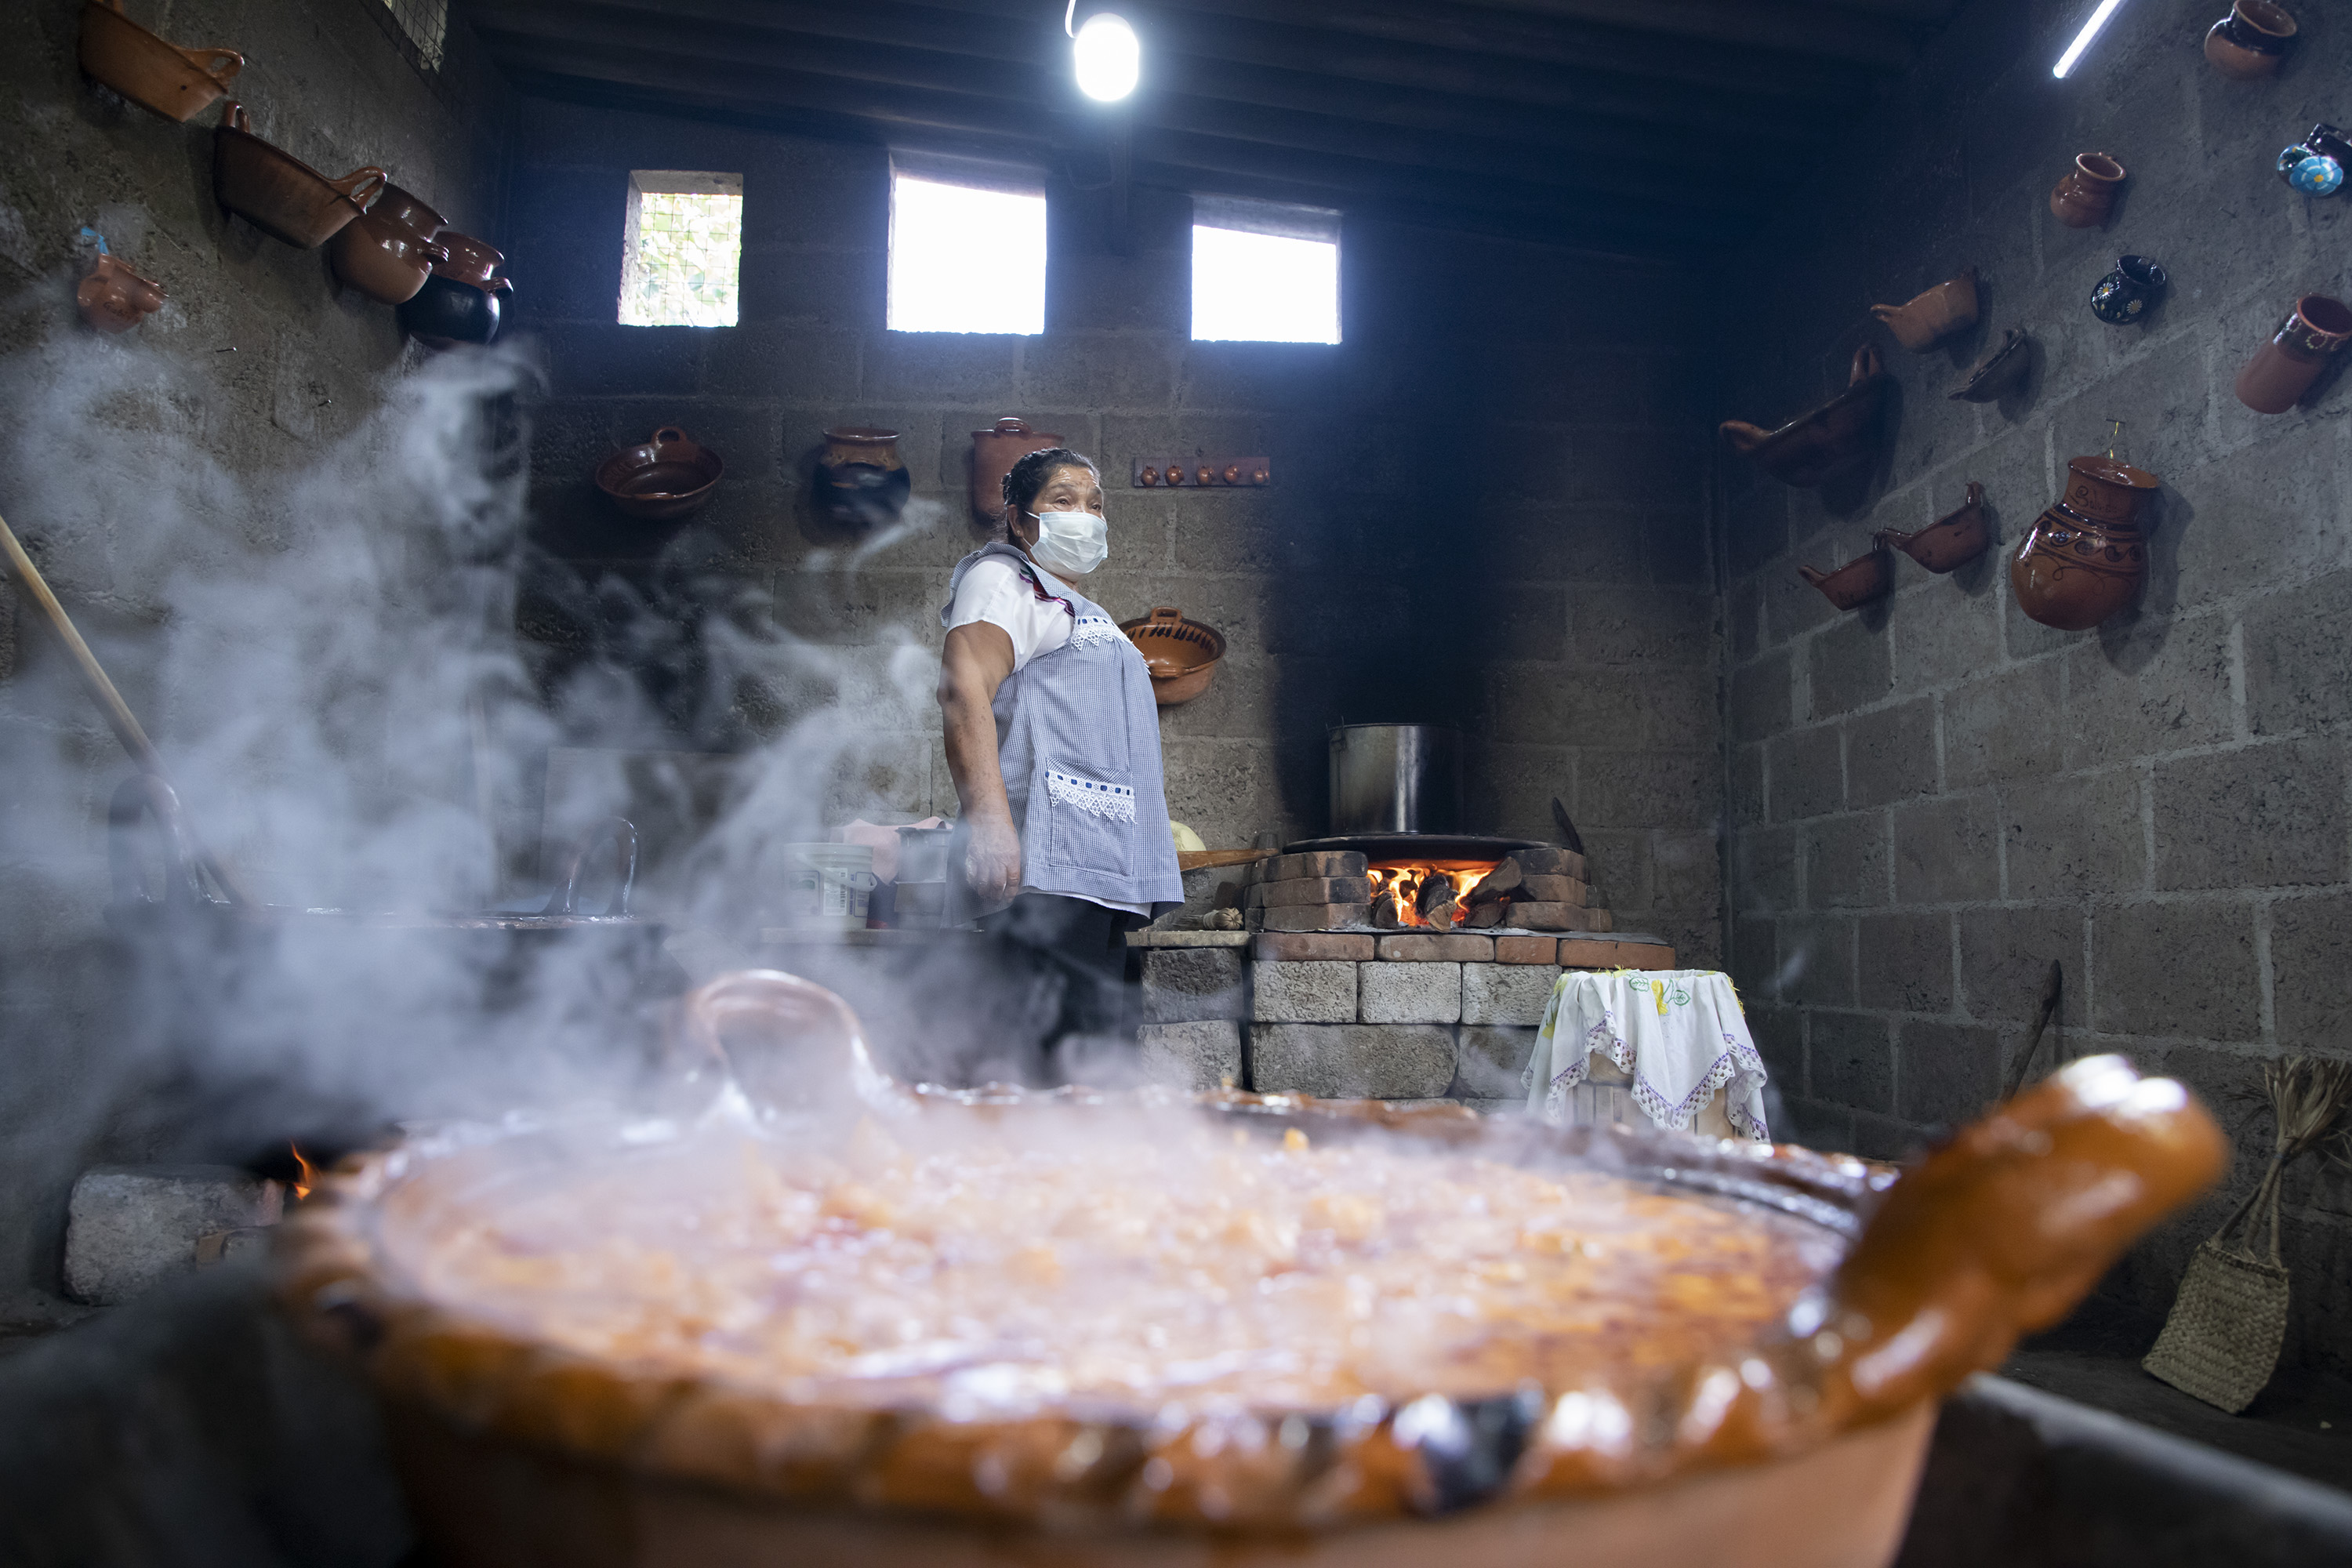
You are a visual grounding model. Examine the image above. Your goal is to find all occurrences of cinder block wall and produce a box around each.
[500,102,1725,962]
[1711,0,2351,1371]
[0,2,510,1312]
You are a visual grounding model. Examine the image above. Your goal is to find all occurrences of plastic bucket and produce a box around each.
[782,844,877,931]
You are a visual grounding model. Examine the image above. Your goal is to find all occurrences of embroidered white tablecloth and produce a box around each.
[1522,969,1771,1142]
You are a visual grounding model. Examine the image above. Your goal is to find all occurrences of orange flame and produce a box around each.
[291,1143,320,1202]
[1366,862,1494,927]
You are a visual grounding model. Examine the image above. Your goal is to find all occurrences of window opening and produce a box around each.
[378,0,448,73]
[1190,196,1341,345]
[619,172,743,328]
[887,166,1046,336]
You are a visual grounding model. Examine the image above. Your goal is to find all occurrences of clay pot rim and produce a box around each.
[2294,294,2352,339]
[2067,456,2160,491]
[822,426,902,443]
[2232,0,2296,39]
[2075,153,2126,183]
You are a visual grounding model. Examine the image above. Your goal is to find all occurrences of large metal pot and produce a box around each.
[278,971,2227,1568]
[1330,723,1461,836]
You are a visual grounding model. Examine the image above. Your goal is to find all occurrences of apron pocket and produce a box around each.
[1042,763,1137,875]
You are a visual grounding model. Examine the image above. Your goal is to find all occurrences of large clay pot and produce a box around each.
[2049,153,2126,228]
[2010,457,2159,631]
[75,251,165,333]
[432,230,509,291]
[595,427,725,522]
[2234,295,2352,413]
[970,416,1063,523]
[212,102,385,249]
[1719,346,1891,488]
[815,426,911,527]
[2205,0,2296,78]
[368,182,448,245]
[1878,481,1990,574]
[396,271,502,349]
[1870,266,1978,352]
[77,0,242,122]
[328,212,450,304]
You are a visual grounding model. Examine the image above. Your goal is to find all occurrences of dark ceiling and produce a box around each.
[458,0,1969,256]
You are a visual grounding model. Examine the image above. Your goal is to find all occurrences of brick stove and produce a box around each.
[1134,842,1675,1108]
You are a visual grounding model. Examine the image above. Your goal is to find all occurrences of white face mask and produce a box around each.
[1026,509,1109,575]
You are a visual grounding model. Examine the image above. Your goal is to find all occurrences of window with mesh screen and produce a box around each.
[619,172,744,328]
[887,165,1046,336]
[379,0,447,72]
[1191,196,1341,344]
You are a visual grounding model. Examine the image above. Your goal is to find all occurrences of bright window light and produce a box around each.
[1073,13,1139,101]
[2053,0,2126,78]
[619,171,742,328]
[887,170,1046,335]
[1191,197,1339,344]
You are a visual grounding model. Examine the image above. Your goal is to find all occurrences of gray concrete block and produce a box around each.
[1250,960,1358,1023]
[1140,946,1247,1023]
[65,1167,284,1305]
[1767,724,1843,821]
[2154,739,2347,891]
[1359,961,1462,1023]
[1892,793,2002,904]
[1572,585,1712,668]
[1747,1004,1805,1097]
[2090,901,2261,1041]
[1846,696,1938,808]
[1944,662,2063,791]
[1453,1025,1540,1098]
[1777,913,1857,1006]
[2062,619,2235,772]
[1810,1011,1894,1114]
[1889,572,2002,696]
[1898,1021,1999,1127]
[1461,964,1558,1026]
[2246,570,2352,736]
[1730,648,1793,743]
[1957,906,2086,1025]
[2000,768,2147,899]
[2269,893,2352,1046]
[1859,911,1955,1014]
[1136,1021,1243,1091]
[1581,750,1720,829]
[1804,812,1891,907]
[1808,616,1893,719]
[1735,823,1798,910]
[1730,915,1778,1000]
[1248,1023,1457,1099]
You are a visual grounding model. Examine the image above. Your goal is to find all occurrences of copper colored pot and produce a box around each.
[2205,0,2296,78]
[1719,345,1891,488]
[1870,267,1978,353]
[77,0,241,122]
[1120,604,1225,705]
[212,102,384,249]
[275,970,2225,1568]
[432,230,510,292]
[328,213,451,304]
[75,252,165,332]
[971,416,1063,523]
[1877,481,1990,574]
[2234,294,2352,414]
[595,426,725,521]
[2049,153,2125,228]
[2010,456,2158,631]
[1798,549,1893,610]
[368,182,448,246]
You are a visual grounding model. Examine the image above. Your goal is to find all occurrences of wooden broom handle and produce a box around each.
[0,509,251,905]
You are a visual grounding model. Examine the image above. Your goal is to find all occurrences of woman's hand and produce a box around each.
[964,812,1022,906]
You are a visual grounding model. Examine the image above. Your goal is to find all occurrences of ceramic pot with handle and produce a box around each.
[814,427,910,527]
[2010,456,2158,630]
[212,102,385,249]
[76,252,165,332]
[78,0,242,122]
[594,427,725,521]
[368,182,448,245]
[970,417,1064,523]
[1798,549,1893,610]
[328,213,451,304]
[2049,153,2126,227]
[396,271,502,348]
[2205,0,2296,78]
[1869,266,1978,352]
[1719,345,1891,488]
[1876,481,1990,574]
[2234,294,2352,413]
[2089,256,2167,325]
[432,231,510,292]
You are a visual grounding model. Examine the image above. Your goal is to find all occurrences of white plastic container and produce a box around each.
[782,844,877,931]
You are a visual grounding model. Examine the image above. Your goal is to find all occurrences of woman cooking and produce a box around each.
[937,447,1184,1080]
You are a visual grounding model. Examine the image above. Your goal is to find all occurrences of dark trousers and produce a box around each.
[975,893,1141,1084]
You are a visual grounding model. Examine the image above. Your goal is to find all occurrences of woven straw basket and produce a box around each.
[2143,1160,2291,1414]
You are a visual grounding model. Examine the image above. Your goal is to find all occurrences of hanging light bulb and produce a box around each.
[1072,9,1139,102]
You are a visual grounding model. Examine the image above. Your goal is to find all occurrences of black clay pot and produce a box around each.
[397,271,501,348]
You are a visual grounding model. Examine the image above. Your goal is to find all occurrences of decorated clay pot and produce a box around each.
[814,426,911,527]
[2010,457,2158,631]
[970,416,1062,523]
[75,250,165,332]
[2276,125,2349,195]
[2234,294,2352,413]
[2204,0,2296,78]
[2089,256,2166,325]
[1877,481,1990,574]
[1798,549,1893,611]
[2049,153,2126,228]
[1871,266,1980,352]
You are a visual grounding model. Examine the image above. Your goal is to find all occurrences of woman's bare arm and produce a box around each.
[938,622,1022,904]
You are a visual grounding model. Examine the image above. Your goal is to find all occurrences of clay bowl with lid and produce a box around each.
[1120,605,1225,705]
[594,426,724,521]
[276,970,2225,1568]
[212,101,385,249]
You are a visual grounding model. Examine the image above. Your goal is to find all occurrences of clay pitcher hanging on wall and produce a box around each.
[1719,345,1891,488]
[970,417,1062,523]
[1877,481,1991,573]
[1871,267,1980,352]
[2010,458,2159,631]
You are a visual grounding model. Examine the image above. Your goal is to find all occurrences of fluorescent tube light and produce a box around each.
[2053,0,2126,78]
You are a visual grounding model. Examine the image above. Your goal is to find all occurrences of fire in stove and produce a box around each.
[1366,861,1495,930]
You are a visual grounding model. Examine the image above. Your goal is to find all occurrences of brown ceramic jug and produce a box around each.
[2010,457,2158,631]
[1877,481,1990,574]
[1871,267,1979,352]
[2205,0,2296,78]
[1798,548,1893,611]
[970,416,1063,523]
[2234,295,2352,414]
[2049,154,2126,228]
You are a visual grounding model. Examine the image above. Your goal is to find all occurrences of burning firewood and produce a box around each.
[1416,875,1460,931]
[1370,891,1403,928]
[1466,859,1522,904]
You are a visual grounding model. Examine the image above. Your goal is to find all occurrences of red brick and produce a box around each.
[1251,932,1375,961]
[1494,935,1560,965]
[1377,934,1494,962]
[1249,851,1367,884]
[1249,876,1371,908]
[1515,876,1587,905]
[1559,938,1676,970]
[1509,903,1602,932]
[1509,848,1586,879]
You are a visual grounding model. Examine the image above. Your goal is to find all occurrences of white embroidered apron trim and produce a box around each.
[1044,767,1137,823]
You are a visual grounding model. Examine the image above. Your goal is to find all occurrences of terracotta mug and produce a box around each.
[2049,153,2125,228]
[2204,0,2296,78]
[2234,295,2352,414]
[75,251,165,332]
